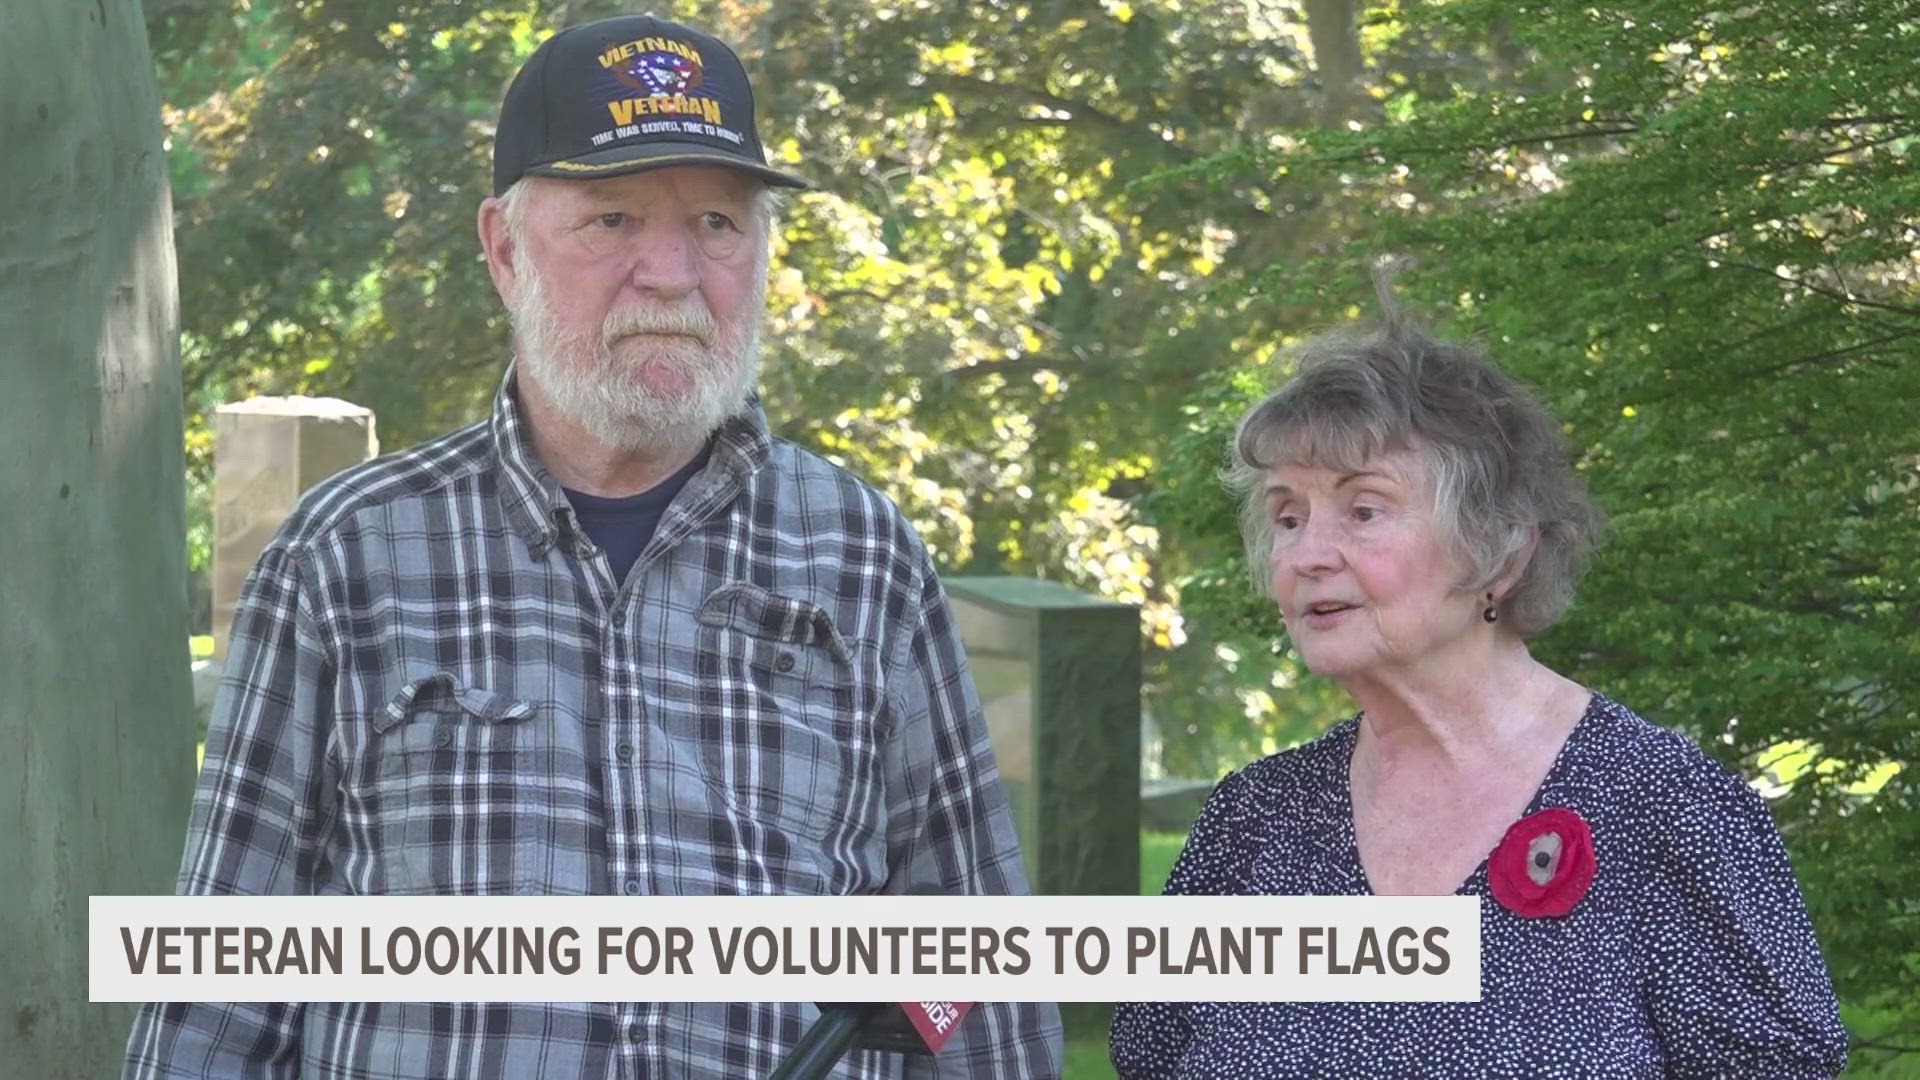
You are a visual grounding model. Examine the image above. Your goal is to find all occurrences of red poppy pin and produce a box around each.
[1488,807,1595,918]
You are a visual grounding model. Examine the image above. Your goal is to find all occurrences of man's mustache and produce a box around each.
[603,304,716,346]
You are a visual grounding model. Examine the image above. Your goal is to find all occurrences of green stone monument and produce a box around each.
[945,577,1141,1039]
[943,578,1141,892]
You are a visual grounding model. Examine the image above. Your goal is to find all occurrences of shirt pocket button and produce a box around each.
[774,651,797,673]
[369,671,538,895]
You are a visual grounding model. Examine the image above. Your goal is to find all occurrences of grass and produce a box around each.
[1139,832,1186,895]
[1064,1037,1117,1078]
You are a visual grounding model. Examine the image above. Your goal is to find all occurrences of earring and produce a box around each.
[1483,595,1499,623]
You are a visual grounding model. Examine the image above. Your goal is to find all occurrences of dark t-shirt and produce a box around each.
[563,443,709,584]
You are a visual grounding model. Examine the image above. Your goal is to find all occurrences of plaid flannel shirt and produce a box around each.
[124,373,1062,1079]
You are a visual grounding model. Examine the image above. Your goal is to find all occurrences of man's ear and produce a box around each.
[477,194,519,305]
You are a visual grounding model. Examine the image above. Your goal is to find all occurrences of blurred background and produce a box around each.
[144,0,1918,1072]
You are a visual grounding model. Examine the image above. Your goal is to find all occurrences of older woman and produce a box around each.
[1110,300,1848,1077]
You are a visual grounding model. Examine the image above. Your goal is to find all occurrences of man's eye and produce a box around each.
[700,211,739,232]
[1351,506,1378,523]
[594,212,629,229]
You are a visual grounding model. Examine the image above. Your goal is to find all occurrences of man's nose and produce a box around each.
[625,222,699,296]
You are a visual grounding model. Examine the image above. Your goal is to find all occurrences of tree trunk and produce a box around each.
[1302,0,1369,127]
[0,1,193,1075]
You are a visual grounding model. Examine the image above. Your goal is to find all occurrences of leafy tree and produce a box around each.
[147,0,1918,1054]
[1156,0,1920,1050]
[145,0,1381,750]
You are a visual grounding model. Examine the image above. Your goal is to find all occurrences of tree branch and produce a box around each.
[937,354,1089,383]
[1819,115,1915,129]
[1749,329,1920,379]
[1640,328,1920,407]
[1716,261,1920,318]
[818,287,901,306]
[920,71,1290,234]
[1850,1038,1920,1054]
[1305,125,1639,165]
[922,72,1194,163]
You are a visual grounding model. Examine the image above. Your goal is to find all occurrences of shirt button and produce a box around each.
[774,652,796,673]
[622,880,643,896]
[434,728,452,748]
[615,742,634,762]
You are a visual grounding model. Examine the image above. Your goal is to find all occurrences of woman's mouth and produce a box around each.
[1299,601,1358,629]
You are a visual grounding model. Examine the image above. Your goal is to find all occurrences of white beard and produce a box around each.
[507,253,763,455]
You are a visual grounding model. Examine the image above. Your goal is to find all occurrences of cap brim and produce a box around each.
[526,141,809,189]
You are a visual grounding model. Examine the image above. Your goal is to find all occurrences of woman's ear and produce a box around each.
[1493,525,1540,604]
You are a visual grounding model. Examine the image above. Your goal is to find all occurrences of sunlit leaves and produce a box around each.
[1160,0,1920,1013]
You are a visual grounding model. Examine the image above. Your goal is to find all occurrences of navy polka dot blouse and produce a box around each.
[1110,693,1849,1078]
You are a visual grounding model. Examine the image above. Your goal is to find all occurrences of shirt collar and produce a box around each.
[488,364,775,557]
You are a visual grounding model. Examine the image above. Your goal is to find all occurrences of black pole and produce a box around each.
[765,1005,879,1080]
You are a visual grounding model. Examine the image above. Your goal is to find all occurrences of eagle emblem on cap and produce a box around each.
[613,49,703,96]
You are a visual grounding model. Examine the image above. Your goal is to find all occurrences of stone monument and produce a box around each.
[211,397,376,659]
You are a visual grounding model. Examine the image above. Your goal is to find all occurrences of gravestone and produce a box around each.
[211,397,376,659]
[944,577,1140,1037]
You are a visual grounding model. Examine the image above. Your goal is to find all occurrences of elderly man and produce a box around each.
[125,14,1061,1079]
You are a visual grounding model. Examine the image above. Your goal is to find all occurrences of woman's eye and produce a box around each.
[1274,514,1302,531]
[1351,505,1379,523]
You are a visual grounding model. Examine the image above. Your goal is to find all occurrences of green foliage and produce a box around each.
[150,0,1917,1048]
[1139,830,1186,896]
[1138,363,1355,773]
[1061,1037,1116,1080]
[146,0,1354,773]
[1843,995,1920,1075]
[1158,0,1920,1021]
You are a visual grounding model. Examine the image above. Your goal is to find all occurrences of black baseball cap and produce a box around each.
[491,14,808,196]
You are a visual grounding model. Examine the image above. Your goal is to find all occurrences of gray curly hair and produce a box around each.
[1225,281,1604,637]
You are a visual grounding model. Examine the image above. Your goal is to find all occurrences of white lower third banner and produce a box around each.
[92,894,1480,1003]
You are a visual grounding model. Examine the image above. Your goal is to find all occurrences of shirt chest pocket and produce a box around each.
[359,672,588,895]
[676,584,879,857]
